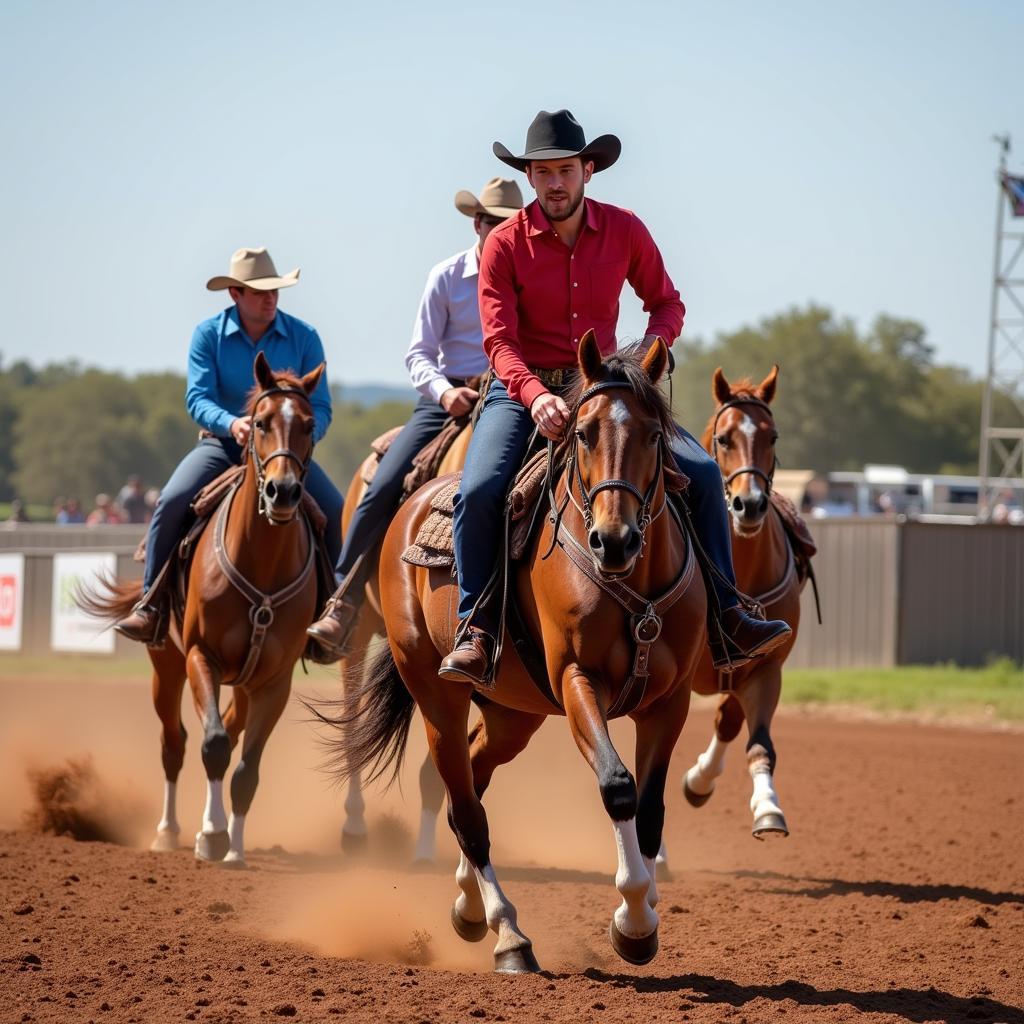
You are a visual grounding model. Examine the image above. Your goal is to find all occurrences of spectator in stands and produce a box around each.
[5,499,29,525]
[143,487,160,523]
[86,493,123,525]
[117,475,148,524]
[56,497,85,524]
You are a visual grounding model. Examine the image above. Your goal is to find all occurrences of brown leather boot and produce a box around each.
[114,602,163,645]
[438,627,496,686]
[306,592,361,664]
[711,606,792,671]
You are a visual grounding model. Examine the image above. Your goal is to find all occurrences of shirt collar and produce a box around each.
[223,306,287,341]
[525,197,601,236]
[461,245,479,279]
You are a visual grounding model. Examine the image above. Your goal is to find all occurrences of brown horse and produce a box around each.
[79,353,324,867]
[335,426,468,858]
[317,335,707,972]
[680,365,802,842]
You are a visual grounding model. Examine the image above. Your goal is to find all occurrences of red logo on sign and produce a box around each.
[0,575,15,628]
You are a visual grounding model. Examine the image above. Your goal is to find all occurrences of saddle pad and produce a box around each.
[401,475,461,568]
[770,492,817,575]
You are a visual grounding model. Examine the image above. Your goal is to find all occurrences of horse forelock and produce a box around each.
[244,368,309,416]
[701,377,764,452]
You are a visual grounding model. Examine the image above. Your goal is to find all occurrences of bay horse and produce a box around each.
[79,353,324,867]
[680,365,802,841]
[317,335,707,972]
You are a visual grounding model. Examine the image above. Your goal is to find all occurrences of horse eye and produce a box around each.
[716,434,730,449]
[255,419,266,433]
[649,431,662,447]
[575,429,589,448]
[770,435,778,446]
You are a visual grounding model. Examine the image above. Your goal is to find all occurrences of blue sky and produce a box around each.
[1,0,1021,385]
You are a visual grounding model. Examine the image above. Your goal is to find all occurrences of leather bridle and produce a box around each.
[247,385,314,523]
[710,396,778,500]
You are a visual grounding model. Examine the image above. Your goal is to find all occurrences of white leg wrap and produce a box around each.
[454,852,485,924]
[413,807,439,863]
[201,778,228,833]
[224,813,246,864]
[612,819,658,939]
[342,776,367,837]
[157,781,179,834]
[473,862,532,956]
[642,855,659,909]
[750,766,783,820]
[686,733,729,797]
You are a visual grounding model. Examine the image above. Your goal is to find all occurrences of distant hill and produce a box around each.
[332,382,417,407]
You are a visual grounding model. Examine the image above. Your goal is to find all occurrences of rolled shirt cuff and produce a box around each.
[427,376,452,405]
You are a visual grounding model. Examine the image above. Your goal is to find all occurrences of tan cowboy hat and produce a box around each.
[206,247,300,292]
[454,177,524,219]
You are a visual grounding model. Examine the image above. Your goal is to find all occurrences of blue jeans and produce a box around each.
[143,436,343,590]
[451,379,738,624]
[336,394,451,578]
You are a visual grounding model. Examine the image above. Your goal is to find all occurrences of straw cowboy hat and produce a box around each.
[493,109,621,173]
[206,247,300,292]
[454,177,524,219]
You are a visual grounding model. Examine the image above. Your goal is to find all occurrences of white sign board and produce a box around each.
[51,552,117,653]
[0,553,25,651]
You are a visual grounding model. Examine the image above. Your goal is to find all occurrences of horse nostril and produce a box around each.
[732,495,744,513]
[265,479,277,500]
[288,482,303,505]
[758,493,769,513]
[624,528,642,559]
[588,529,602,552]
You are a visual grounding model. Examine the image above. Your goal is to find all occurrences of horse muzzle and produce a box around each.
[588,521,643,577]
[729,490,769,536]
[261,474,304,524]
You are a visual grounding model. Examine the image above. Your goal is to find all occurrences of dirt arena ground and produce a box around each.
[1,671,1021,1023]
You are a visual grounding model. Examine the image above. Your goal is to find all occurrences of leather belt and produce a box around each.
[528,366,570,388]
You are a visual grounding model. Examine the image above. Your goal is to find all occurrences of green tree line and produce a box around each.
[0,305,1005,509]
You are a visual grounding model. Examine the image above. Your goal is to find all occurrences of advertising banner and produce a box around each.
[50,552,117,653]
[0,553,25,651]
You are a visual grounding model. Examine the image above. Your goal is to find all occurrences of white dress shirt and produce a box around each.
[405,245,489,403]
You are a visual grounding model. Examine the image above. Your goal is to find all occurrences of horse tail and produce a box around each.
[308,644,415,792]
[75,574,143,625]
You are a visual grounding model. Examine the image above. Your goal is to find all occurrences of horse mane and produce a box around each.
[700,377,759,452]
[245,368,308,416]
[559,346,686,492]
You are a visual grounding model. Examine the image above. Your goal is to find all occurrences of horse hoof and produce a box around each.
[194,830,231,862]
[494,944,541,974]
[752,812,789,839]
[222,850,247,870]
[150,829,180,853]
[609,919,659,966]
[655,859,673,883]
[340,830,368,856]
[683,775,713,808]
[450,903,488,943]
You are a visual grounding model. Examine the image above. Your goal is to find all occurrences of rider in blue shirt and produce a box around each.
[116,247,344,644]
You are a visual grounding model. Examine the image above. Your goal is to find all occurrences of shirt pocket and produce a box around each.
[589,260,629,323]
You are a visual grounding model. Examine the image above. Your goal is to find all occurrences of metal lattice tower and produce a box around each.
[978,134,1024,518]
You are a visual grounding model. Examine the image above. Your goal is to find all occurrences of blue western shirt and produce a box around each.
[185,307,332,442]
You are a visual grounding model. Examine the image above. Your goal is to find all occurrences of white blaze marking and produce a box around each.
[739,414,757,439]
[281,398,295,430]
[609,399,631,425]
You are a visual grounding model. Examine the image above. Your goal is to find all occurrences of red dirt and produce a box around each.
[1,673,1022,1023]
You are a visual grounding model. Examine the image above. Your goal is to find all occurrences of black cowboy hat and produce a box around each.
[493,109,621,173]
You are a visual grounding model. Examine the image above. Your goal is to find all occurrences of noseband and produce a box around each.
[566,381,665,541]
[247,385,314,522]
[710,396,778,499]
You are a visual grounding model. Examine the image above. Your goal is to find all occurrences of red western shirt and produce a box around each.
[478,197,686,409]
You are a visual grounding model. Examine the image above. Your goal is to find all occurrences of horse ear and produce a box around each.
[757,364,779,404]
[301,362,325,396]
[712,367,732,405]
[254,351,276,391]
[577,329,604,383]
[641,338,668,384]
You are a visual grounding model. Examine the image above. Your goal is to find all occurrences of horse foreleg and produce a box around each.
[187,646,232,862]
[150,646,188,852]
[633,686,691,898]
[338,613,377,855]
[563,671,659,966]
[412,751,445,865]
[418,684,539,973]
[683,691,744,807]
[222,688,249,749]
[224,675,291,868]
[735,661,788,839]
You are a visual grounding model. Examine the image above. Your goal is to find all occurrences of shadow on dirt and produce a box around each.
[580,969,1024,1024]
[711,869,1024,906]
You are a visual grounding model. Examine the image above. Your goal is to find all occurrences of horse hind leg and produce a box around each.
[683,691,744,808]
[412,751,444,866]
[150,646,188,852]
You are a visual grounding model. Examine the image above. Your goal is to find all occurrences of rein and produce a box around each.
[247,385,315,523]
[711,396,778,498]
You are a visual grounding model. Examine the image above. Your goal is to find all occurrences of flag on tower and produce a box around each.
[1003,173,1024,216]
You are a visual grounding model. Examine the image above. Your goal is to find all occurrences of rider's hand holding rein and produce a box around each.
[441,386,480,418]
[230,415,252,446]
[531,392,570,440]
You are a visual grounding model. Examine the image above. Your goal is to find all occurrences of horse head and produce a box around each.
[248,351,324,524]
[706,365,779,536]
[568,329,674,578]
